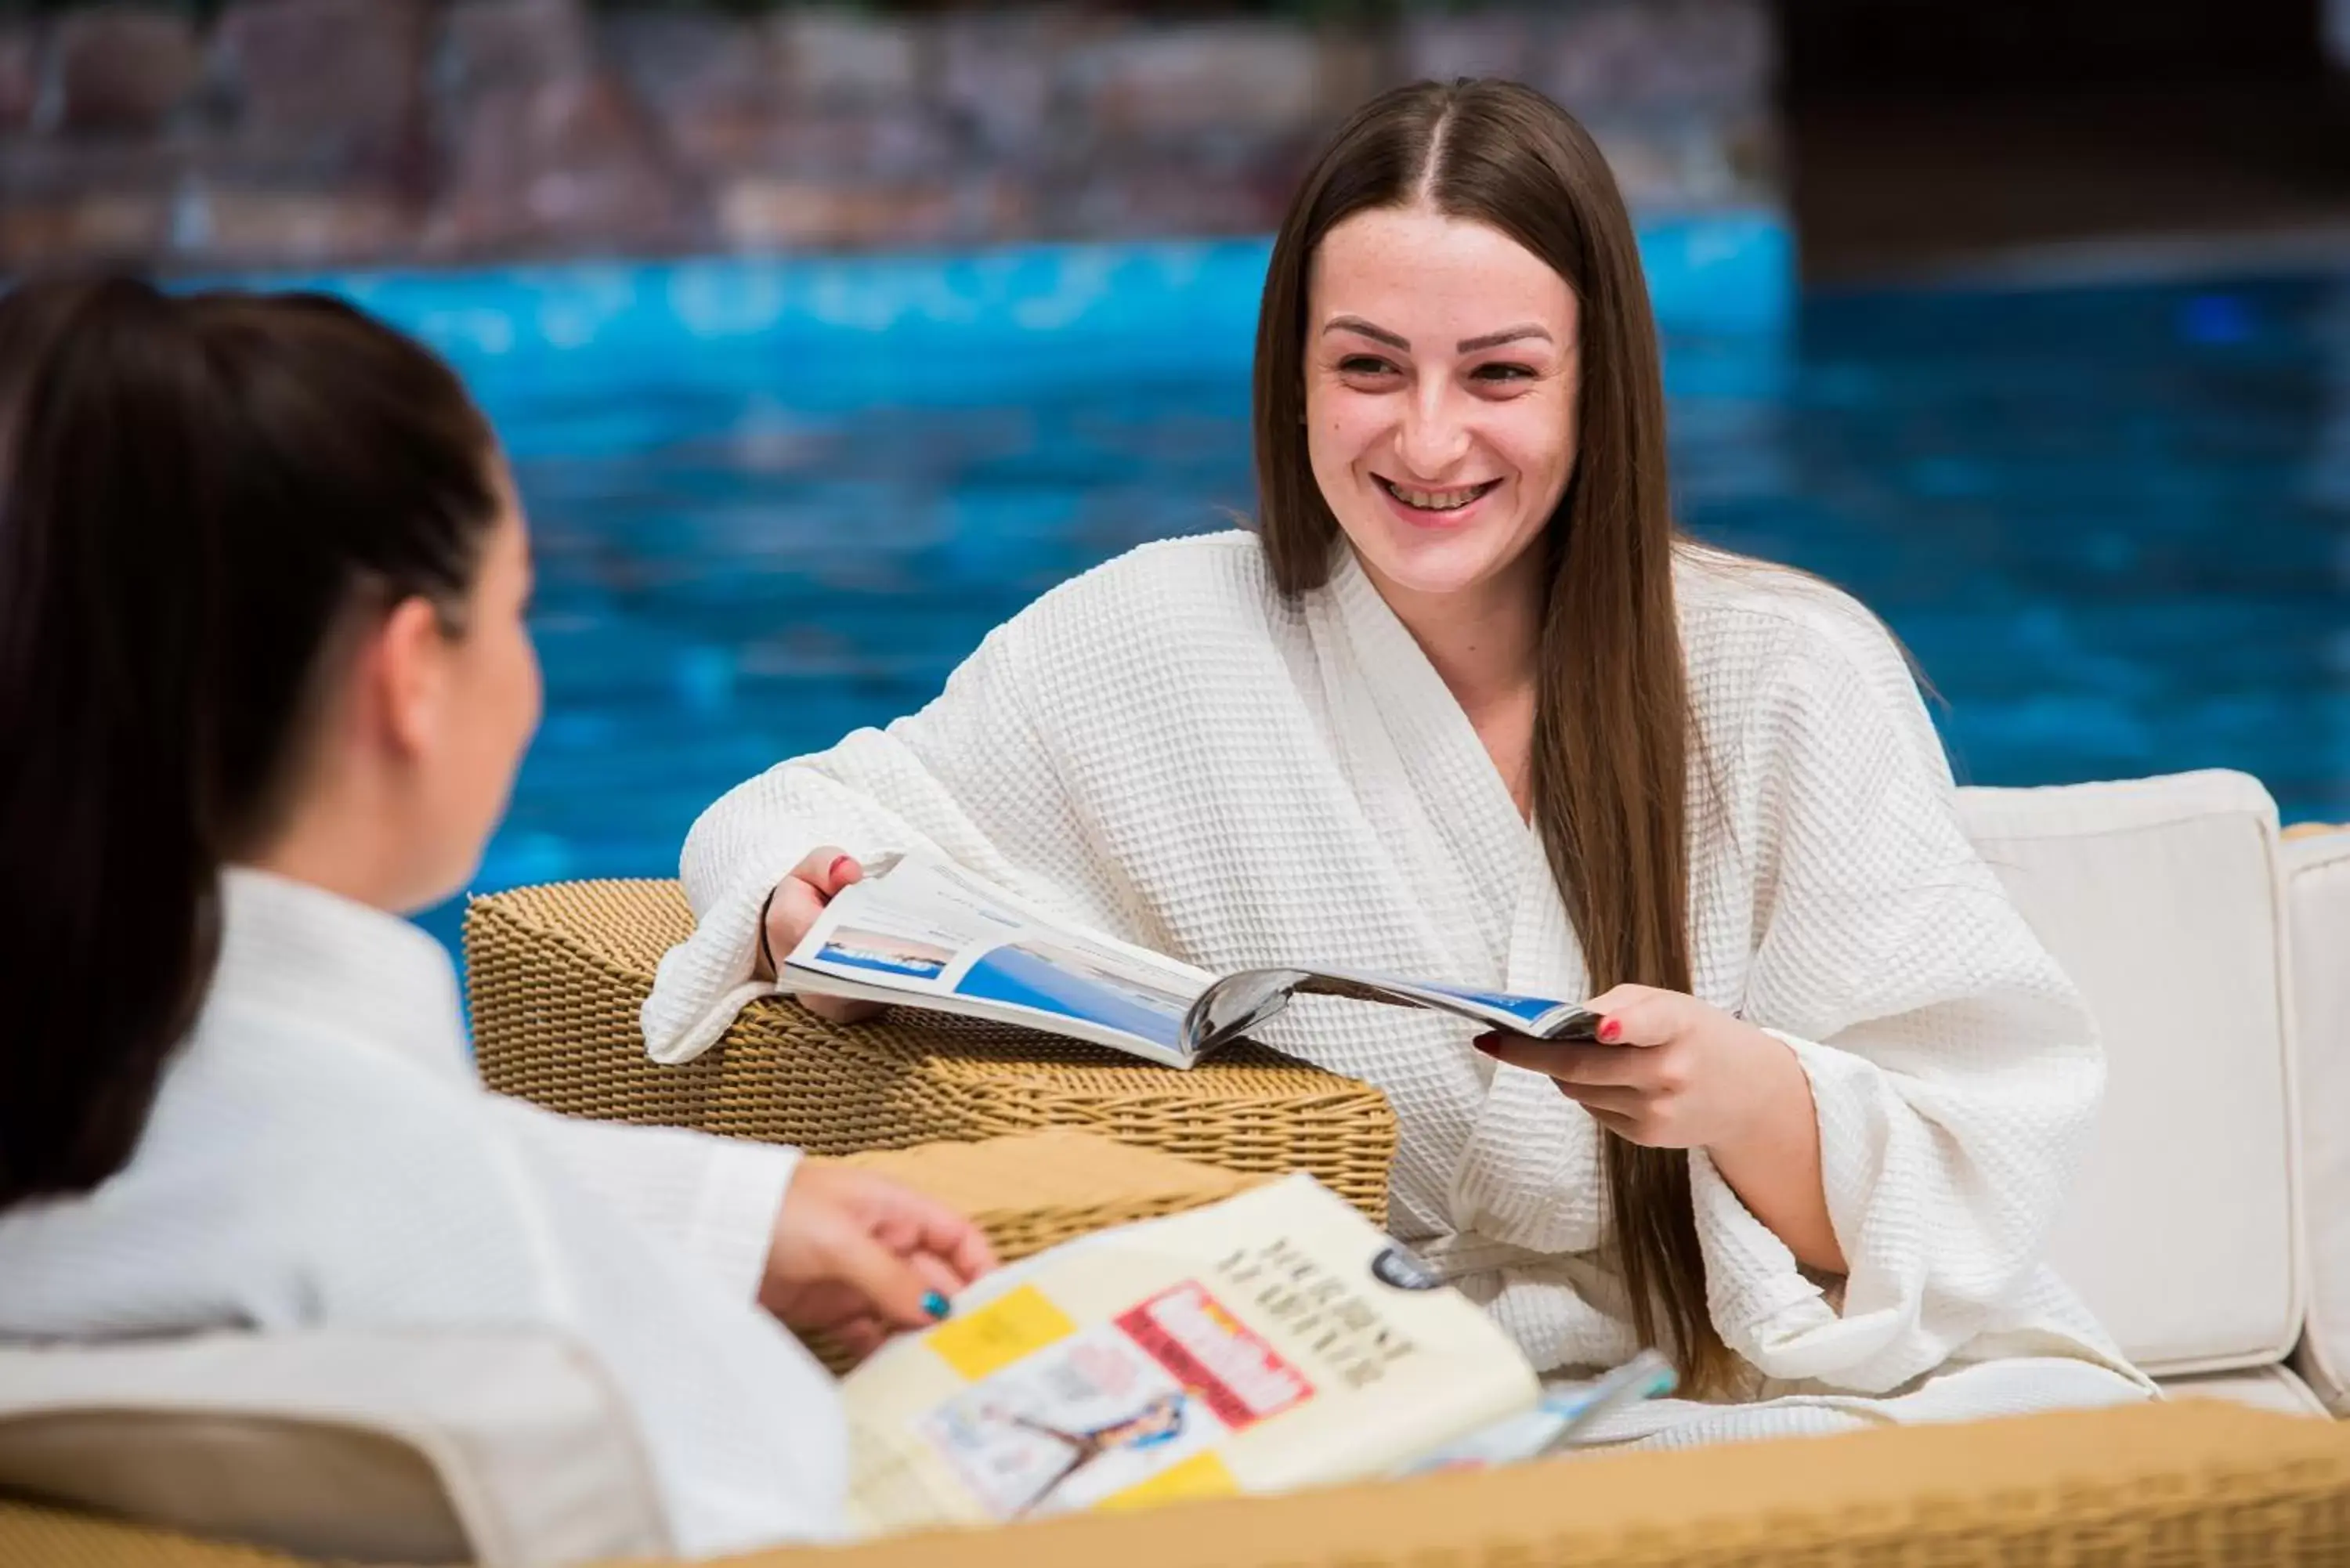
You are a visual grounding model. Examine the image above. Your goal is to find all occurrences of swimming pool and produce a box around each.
[366,252,2348,953]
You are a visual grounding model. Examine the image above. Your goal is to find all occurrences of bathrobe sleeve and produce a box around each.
[1688,608,2106,1393]
[486,1100,798,1302]
[643,616,1091,1064]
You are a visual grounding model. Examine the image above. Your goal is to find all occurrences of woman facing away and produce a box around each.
[646,78,2153,1441]
[0,279,1000,1559]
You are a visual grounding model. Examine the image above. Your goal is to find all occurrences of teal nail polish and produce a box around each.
[922,1290,952,1321]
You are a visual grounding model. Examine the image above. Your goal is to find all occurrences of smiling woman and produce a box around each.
[1292,219,1581,842]
[649,78,2155,1446]
[1250,81,1741,1382]
[1306,219,1578,643]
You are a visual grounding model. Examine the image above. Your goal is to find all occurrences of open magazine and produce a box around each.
[838,1175,1672,1536]
[780,849,1600,1068]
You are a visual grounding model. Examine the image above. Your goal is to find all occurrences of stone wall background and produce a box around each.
[0,0,1777,273]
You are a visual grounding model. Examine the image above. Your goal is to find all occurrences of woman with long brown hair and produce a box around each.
[652,80,2149,1439]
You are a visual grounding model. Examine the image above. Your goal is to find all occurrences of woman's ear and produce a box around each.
[367,595,452,761]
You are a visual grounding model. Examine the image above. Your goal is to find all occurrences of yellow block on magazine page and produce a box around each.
[926,1286,1078,1380]
[1095,1451,1239,1512]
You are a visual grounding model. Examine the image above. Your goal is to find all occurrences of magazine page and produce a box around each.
[780,851,1219,1068]
[1184,966,1600,1056]
[1391,1350,1677,1475]
[779,852,1599,1067]
[837,1175,1540,1537]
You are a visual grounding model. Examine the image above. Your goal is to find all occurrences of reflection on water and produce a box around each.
[423,268,2350,951]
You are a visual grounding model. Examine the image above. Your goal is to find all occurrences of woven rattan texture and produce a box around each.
[841,1129,1264,1263]
[9,1400,2350,1567]
[735,1399,2350,1568]
[464,880,1396,1223]
[0,1501,302,1568]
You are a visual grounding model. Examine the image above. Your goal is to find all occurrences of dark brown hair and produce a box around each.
[0,279,501,1211]
[1253,80,1730,1389]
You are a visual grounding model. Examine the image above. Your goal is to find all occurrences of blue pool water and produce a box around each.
[341,246,2349,954]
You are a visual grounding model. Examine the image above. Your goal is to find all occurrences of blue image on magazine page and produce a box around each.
[953,942,1195,1049]
[1408,981,1574,1029]
[814,929,953,981]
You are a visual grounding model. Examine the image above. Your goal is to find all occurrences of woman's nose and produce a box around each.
[1397,385,1472,477]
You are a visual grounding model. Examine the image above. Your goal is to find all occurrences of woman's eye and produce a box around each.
[1338,356,1397,376]
[1472,362,1536,383]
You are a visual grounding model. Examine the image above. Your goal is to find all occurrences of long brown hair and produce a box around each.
[1253,79,1730,1390]
[0,280,500,1211]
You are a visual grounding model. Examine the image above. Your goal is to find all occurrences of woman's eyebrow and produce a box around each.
[1319,317,1555,353]
[1322,315,1410,349]
[1457,324,1552,352]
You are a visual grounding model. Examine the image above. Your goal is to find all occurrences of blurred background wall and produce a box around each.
[5,1,2346,943]
[0,0,1773,273]
[1781,0,2350,283]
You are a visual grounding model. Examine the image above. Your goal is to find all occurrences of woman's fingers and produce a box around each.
[942,1217,1001,1282]
[1478,988,1755,1151]
[765,876,828,958]
[824,1224,952,1333]
[770,848,887,1022]
[801,993,888,1024]
[871,1187,1003,1284]
[1474,1033,1650,1086]
[765,845,862,964]
[1582,985,1687,1048]
[790,845,862,897]
[826,1314,891,1365]
[1580,1104,1644,1141]
[1549,1081,1647,1120]
[906,1250,967,1310]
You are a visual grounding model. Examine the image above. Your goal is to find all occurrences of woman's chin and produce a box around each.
[1347,522,1520,601]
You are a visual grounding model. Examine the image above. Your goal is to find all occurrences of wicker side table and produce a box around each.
[464,880,1397,1223]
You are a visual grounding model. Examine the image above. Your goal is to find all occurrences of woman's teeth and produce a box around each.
[1380,479,1494,511]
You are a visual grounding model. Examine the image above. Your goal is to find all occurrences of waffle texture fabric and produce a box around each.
[0,869,847,1560]
[648,532,2149,1428]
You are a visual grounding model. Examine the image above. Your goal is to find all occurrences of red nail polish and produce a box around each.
[827,854,854,885]
[1598,1017,1623,1043]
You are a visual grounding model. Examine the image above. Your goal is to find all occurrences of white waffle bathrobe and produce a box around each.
[645,533,2151,1441]
[0,870,848,1555]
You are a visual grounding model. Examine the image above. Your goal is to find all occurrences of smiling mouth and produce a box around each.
[1376,476,1502,512]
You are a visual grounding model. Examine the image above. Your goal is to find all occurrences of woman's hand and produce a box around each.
[759,1161,1000,1364]
[1474,984,1845,1274]
[1473,985,1783,1150]
[754,845,887,1024]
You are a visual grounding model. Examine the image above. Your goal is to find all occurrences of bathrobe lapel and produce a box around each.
[1313,551,1607,1261]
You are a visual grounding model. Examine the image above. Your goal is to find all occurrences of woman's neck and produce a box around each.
[1358,547,1546,818]
[1360,549,1546,716]
[244,762,450,917]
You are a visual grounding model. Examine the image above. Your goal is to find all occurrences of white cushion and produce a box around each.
[0,1331,668,1568]
[2286,829,2350,1412]
[2157,1363,2330,1417]
[1959,771,2299,1375]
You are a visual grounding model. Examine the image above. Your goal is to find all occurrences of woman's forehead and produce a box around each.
[1311,207,1574,337]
